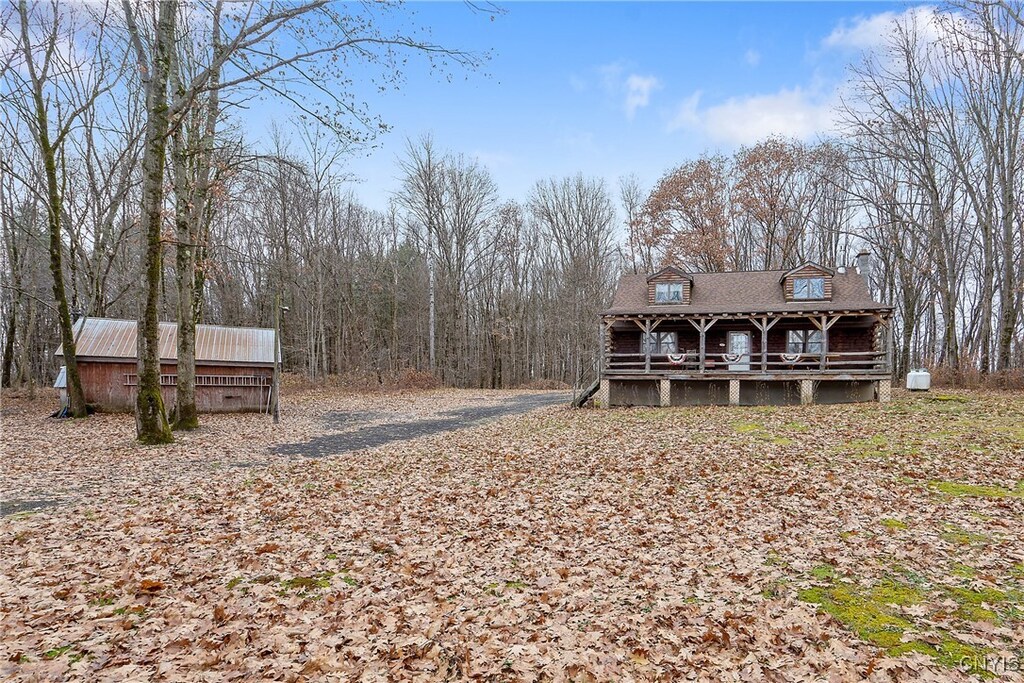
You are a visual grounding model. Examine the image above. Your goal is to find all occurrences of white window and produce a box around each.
[654,282,684,303]
[787,330,823,354]
[792,277,825,299]
[643,331,677,355]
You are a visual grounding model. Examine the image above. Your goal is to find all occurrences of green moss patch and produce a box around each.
[888,638,992,675]
[798,573,1000,674]
[732,422,763,434]
[928,394,969,403]
[842,434,897,459]
[810,564,839,581]
[929,480,1021,499]
[880,518,908,531]
[939,525,991,546]
[870,579,926,607]
[798,583,913,648]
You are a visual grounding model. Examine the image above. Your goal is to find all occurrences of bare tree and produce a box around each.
[4,0,123,416]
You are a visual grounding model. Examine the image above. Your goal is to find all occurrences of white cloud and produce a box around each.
[624,74,662,119]
[823,6,942,51]
[664,6,953,147]
[668,87,837,146]
[590,62,662,119]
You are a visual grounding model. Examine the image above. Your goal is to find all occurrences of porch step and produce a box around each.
[572,378,601,408]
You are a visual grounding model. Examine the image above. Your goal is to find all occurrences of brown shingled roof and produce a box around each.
[602,268,890,316]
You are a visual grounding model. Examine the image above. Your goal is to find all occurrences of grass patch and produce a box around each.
[810,564,839,581]
[42,645,73,660]
[929,480,1021,499]
[842,434,891,458]
[939,525,991,546]
[280,571,334,592]
[950,563,976,579]
[880,518,908,531]
[485,579,529,596]
[927,394,969,403]
[732,422,763,434]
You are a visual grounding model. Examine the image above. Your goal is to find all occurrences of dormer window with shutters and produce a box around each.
[647,266,693,306]
[780,263,834,302]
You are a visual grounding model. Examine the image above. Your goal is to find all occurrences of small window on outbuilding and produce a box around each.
[654,282,684,303]
[787,330,823,354]
[792,277,825,300]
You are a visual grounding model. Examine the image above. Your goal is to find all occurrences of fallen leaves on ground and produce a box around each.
[1,388,1022,681]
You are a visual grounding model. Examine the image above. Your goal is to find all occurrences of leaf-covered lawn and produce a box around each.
[1,389,1023,681]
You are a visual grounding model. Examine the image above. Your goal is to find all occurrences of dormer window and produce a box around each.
[654,282,684,303]
[646,265,692,305]
[781,262,834,302]
[793,277,825,300]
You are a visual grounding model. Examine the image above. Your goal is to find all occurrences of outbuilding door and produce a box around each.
[727,331,751,371]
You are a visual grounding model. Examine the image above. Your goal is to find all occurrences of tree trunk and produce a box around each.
[1,305,15,388]
[19,0,87,416]
[133,0,177,444]
[170,5,221,430]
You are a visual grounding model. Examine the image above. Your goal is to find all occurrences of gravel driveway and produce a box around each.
[274,391,569,458]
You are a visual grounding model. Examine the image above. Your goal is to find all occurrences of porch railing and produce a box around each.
[605,350,890,375]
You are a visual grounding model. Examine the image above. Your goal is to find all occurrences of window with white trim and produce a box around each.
[792,277,825,299]
[654,282,684,303]
[787,330,823,354]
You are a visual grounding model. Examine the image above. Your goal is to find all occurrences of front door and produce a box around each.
[727,331,751,371]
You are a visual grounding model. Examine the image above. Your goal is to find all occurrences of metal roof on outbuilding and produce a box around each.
[56,318,277,366]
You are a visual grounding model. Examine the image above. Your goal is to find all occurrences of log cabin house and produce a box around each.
[55,317,277,413]
[595,257,894,406]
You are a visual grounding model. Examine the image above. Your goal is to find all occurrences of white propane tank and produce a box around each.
[906,369,931,391]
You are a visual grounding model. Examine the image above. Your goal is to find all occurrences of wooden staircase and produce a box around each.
[572,377,601,408]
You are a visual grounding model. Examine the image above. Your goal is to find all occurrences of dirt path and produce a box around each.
[273,391,569,457]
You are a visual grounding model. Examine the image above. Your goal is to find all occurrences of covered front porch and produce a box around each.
[597,310,894,406]
[601,311,893,378]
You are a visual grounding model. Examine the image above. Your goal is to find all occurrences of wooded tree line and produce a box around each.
[630,3,1024,378]
[1,0,1023,438]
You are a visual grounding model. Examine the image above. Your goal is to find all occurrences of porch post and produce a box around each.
[886,317,894,375]
[759,317,767,372]
[761,316,779,373]
[643,319,652,373]
[820,314,828,371]
[699,320,706,373]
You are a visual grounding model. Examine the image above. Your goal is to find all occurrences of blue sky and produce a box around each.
[252,1,924,211]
